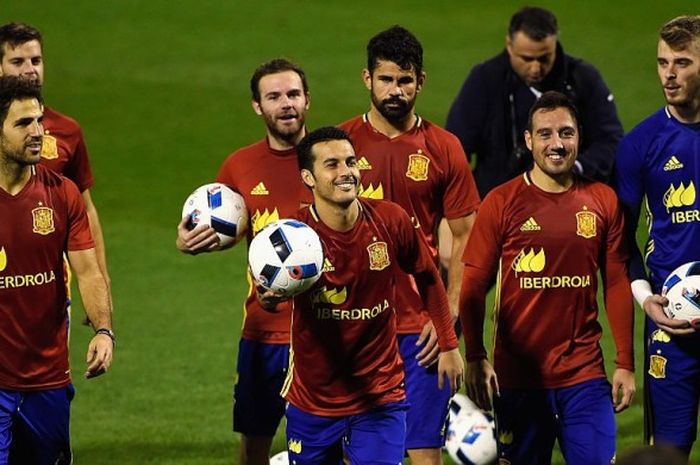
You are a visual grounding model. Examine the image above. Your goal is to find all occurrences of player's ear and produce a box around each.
[304,92,310,110]
[251,99,263,116]
[301,169,315,189]
[524,130,533,151]
[416,71,426,93]
[362,69,372,91]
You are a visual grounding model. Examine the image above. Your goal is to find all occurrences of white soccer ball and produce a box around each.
[248,219,324,298]
[662,261,700,327]
[449,393,479,419]
[182,183,247,247]
[445,409,497,465]
[269,451,288,465]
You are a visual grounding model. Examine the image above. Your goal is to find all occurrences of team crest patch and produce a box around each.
[405,151,430,181]
[0,247,6,272]
[367,241,390,270]
[575,207,596,239]
[32,206,55,235]
[649,354,667,379]
[41,134,59,160]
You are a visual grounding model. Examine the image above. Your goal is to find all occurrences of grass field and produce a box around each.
[2,1,699,463]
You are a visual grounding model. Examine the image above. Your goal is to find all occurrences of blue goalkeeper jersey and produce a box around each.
[615,106,700,289]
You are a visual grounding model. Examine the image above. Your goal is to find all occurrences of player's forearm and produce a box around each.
[414,268,459,351]
[78,272,113,330]
[459,267,490,361]
[604,261,635,371]
[446,232,470,320]
[86,206,110,289]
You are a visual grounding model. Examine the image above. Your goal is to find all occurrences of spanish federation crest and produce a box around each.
[41,134,59,160]
[367,241,390,271]
[32,206,55,235]
[575,207,596,239]
[405,151,430,181]
[648,354,667,379]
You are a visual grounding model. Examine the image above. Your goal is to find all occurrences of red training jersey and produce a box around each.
[216,139,312,344]
[0,165,94,390]
[40,106,94,192]
[339,114,480,332]
[283,199,458,416]
[460,173,634,389]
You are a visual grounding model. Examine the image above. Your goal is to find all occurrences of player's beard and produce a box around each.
[664,73,700,109]
[372,91,414,124]
[264,112,306,145]
[0,135,42,167]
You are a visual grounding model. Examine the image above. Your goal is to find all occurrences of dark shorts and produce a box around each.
[398,333,452,449]
[495,378,615,465]
[233,338,289,436]
[285,401,407,465]
[645,318,700,450]
[0,384,74,465]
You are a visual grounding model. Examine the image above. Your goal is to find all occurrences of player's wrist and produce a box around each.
[94,328,116,346]
[631,279,653,308]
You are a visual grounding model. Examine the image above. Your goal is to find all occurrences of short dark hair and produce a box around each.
[508,7,558,41]
[526,91,579,132]
[0,22,43,61]
[367,25,423,76]
[296,126,353,173]
[250,58,308,103]
[660,15,700,51]
[0,75,42,126]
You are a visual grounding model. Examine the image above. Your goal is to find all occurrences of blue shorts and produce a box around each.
[285,401,407,465]
[0,385,74,465]
[494,378,615,465]
[233,338,289,436]
[645,317,700,451]
[398,333,451,449]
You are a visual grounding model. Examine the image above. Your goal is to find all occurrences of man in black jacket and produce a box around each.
[446,6,623,198]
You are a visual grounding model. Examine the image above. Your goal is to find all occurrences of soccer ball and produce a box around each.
[269,451,288,465]
[181,183,247,247]
[248,219,324,298]
[662,261,700,327]
[449,393,478,419]
[445,409,497,465]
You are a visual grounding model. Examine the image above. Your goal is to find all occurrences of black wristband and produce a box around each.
[95,328,116,346]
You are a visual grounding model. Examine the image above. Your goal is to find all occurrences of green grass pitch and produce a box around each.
[2,1,698,463]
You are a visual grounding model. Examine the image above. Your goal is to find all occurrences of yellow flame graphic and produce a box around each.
[358,183,384,199]
[251,208,280,234]
[0,247,5,272]
[513,247,545,273]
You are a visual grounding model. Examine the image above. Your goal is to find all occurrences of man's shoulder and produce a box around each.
[337,115,364,133]
[34,164,78,193]
[220,139,270,165]
[43,106,82,133]
[468,51,510,80]
[622,108,669,144]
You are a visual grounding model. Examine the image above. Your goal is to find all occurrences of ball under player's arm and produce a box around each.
[396,209,463,394]
[68,247,114,379]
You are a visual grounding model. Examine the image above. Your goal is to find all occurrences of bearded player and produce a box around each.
[281,126,462,465]
[461,91,635,465]
[0,76,113,465]
[338,26,479,464]
[615,15,700,457]
[176,59,311,465]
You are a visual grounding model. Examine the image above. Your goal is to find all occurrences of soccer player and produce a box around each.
[446,6,623,198]
[0,22,110,294]
[0,76,113,465]
[176,58,311,465]
[284,126,463,465]
[338,25,479,464]
[614,15,700,456]
[461,91,635,465]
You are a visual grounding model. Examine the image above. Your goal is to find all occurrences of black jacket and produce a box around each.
[446,43,623,198]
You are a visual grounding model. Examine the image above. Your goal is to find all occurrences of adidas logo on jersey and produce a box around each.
[520,217,541,231]
[664,156,684,171]
[356,157,372,170]
[321,258,335,272]
[250,182,269,195]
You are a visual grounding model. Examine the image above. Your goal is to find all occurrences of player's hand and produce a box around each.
[255,285,288,311]
[415,321,439,367]
[437,348,464,395]
[466,358,499,411]
[175,216,220,255]
[643,294,696,336]
[611,368,635,412]
[85,333,113,379]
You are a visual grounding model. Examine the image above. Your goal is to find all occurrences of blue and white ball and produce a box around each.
[182,183,247,247]
[445,408,497,465]
[662,261,700,327]
[248,219,324,298]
